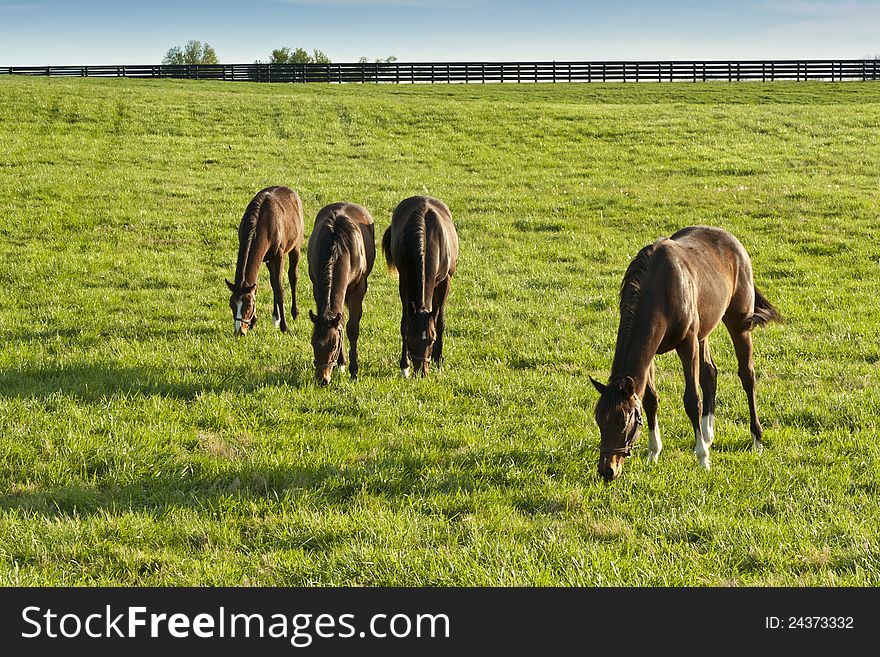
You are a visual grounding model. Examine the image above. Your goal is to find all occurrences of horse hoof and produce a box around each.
[647,451,660,464]
[400,367,410,379]
[697,455,711,470]
[753,439,764,454]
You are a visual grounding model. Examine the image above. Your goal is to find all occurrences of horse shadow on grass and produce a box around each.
[0,441,583,525]
[0,360,310,402]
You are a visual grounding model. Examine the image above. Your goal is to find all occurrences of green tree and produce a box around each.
[265,47,332,64]
[163,40,218,65]
[359,55,398,63]
[269,47,311,64]
[311,49,332,64]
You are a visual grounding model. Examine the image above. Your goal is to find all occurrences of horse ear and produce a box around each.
[244,283,257,294]
[589,376,606,394]
[430,305,440,320]
[309,309,317,323]
[334,312,343,328]
[621,376,636,397]
[225,279,236,292]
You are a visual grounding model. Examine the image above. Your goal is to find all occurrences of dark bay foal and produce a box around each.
[307,203,376,385]
[591,226,782,482]
[381,196,459,377]
[226,186,304,336]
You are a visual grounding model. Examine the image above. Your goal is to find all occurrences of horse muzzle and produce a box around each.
[598,455,624,483]
[316,367,333,386]
[235,315,255,336]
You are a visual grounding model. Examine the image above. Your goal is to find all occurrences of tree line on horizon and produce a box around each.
[162,41,397,66]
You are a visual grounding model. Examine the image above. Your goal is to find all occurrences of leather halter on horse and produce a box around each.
[599,394,644,457]
[235,311,255,329]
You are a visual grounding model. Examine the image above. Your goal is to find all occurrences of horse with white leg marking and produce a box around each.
[591,226,782,483]
[308,203,375,385]
[382,196,459,377]
[226,186,304,336]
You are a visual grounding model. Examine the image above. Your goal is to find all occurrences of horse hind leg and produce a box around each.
[727,324,764,453]
[398,290,410,378]
[699,338,718,447]
[267,256,287,333]
[677,336,710,469]
[288,247,300,321]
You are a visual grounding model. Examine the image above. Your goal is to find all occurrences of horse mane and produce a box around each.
[234,193,265,286]
[397,208,428,309]
[611,240,662,377]
[316,211,359,316]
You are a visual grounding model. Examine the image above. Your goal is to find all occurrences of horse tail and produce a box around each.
[748,286,783,328]
[381,226,396,274]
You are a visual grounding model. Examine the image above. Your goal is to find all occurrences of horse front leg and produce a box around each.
[432,277,450,368]
[345,281,366,381]
[677,336,709,469]
[643,361,661,463]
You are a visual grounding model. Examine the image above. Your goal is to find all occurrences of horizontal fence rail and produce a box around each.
[2,60,879,83]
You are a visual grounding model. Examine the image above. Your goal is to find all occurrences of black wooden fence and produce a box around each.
[2,60,879,83]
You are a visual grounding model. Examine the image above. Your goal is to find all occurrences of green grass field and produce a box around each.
[1,76,879,585]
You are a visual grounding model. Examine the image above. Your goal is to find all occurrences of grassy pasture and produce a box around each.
[0,76,879,585]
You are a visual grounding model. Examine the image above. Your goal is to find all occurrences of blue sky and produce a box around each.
[1,1,879,65]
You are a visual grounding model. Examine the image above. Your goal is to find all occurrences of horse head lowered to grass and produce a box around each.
[591,226,782,482]
[381,196,459,377]
[226,186,304,336]
[307,202,376,385]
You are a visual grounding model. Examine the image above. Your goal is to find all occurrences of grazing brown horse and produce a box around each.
[382,196,459,377]
[308,202,375,385]
[591,226,782,482]
[226,186,304,336]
